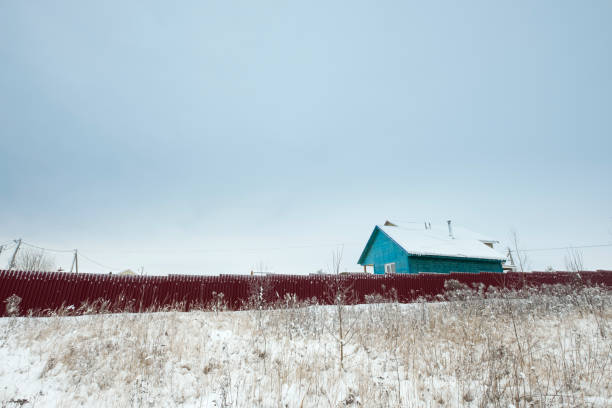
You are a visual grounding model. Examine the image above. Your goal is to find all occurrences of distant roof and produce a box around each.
[377,225,506,261]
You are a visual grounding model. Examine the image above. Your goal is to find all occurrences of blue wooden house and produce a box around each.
[358,221,505,274]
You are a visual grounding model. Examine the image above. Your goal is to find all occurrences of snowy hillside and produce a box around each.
[0,287,610,407]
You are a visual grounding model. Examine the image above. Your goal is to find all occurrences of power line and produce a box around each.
[5,238,357,272]
[119,242,360,254]
[21,241,75,253]
[77,251,119,271]
[16,240,119,271]
[510,243,612,253]
[6,237,611,273]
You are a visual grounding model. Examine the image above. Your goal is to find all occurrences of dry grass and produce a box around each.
[0,284,610,407]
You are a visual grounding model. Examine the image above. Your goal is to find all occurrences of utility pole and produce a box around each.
[8,238,22,270]
[70,249,79,273]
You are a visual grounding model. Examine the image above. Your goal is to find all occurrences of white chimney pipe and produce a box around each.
[447,220,454,239]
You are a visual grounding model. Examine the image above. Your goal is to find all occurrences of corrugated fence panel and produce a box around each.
[0,269,610,317]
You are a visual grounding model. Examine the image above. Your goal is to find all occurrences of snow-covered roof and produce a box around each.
[379,225,506,261]
[385,220,499,244]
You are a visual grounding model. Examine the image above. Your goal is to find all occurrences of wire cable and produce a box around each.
[118,242,361,254]
[21,241,75,253]
[6,237,611,273]
[77,252,120,271]
[509,243,612,253]
[15,239,120,271]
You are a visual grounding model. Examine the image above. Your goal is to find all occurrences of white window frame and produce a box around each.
[384,262,396,274]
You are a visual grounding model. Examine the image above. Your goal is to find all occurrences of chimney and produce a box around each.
[447,220,454,239]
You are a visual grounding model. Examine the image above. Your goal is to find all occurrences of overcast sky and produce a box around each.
[1,1,611,274]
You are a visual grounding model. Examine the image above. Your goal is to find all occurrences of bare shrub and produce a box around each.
[206,291,227,315]
[443,279,474,301]
[4,294,21,317]
[324,278,359,370]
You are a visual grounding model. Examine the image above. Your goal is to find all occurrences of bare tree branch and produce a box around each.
[510,230,529,273]
[564,247,584,273]
[12,248,55,272]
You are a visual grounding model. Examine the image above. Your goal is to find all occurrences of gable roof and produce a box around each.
[358,225,506,264]
[384,220,499,244]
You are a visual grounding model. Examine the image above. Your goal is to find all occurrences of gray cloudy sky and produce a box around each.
[1,1,611,274]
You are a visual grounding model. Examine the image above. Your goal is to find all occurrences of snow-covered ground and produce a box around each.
[0,287,610,407]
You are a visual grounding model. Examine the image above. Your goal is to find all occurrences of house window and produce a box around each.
[384,263,396,274]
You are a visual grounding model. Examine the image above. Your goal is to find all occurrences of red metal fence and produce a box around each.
[1,269,611,317]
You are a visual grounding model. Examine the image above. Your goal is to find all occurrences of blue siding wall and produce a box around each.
[360,229,410,274]
[408,255,503,274]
